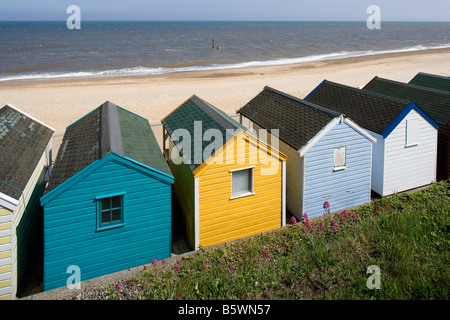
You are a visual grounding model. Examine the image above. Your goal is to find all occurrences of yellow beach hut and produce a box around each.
[161,95,287,249]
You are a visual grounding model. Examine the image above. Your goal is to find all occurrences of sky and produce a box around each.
[0,0,449,21]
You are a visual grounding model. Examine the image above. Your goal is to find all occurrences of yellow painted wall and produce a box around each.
[198,133,283,247]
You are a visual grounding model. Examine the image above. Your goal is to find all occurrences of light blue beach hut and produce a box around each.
[237,86,376,219]
[40,101,174,291]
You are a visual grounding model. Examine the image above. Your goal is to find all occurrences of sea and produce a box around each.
[0,21,449,82]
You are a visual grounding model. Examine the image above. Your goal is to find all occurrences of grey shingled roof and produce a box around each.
[0,105,54,200]
[363,76,450,125]
[45,101,171,193]
[162,95,246,171]
[408,72,450,93]
[305,80,411,135]
[237,86,340,150]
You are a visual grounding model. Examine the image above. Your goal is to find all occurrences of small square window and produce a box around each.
[334,146,346,170]
[97,195,124,230]
[231,168,254,198]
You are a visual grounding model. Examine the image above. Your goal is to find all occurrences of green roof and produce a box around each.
[0,105,54,200]
[162,95,246,171]
[408,72,450,93]
[46,101,171,192]
[363,76,450,124]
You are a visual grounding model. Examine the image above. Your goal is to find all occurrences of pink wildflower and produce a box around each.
[290,216,297,225]
[174,264,180,271]
[369,212,374,217]
[351,214,357,220]
[202,264,207,269]
[306,221,312,229]
[229,266,235,270]
[292,242,297,248]
[162,259,167,265]
[253,259,257,264]
[152,259,158,265]
[175,293,179,299]
[303,213,308,220]
[323,201,330,209]
[301,228,306,233]
[319,222,325,229]
[115,283,121,290]
[374,205,381,211]
[129,281,135,287]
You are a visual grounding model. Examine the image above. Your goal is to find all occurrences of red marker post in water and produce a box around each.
[212,38,215,48]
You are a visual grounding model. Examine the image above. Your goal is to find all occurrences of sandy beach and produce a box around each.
[1,47,450,159]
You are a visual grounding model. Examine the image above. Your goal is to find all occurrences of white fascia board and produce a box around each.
[343,117,377,143]
[298,116,341,157]
[5,103,56,132]
[0,193,18,212]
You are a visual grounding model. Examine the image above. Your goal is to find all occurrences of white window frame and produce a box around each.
[230,166,255,199]
[405,118,419,147]
[333,146,346,171]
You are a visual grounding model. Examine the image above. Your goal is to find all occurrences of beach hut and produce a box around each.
[161,95,287,250]
[305,80,439,196]
[40,101,174,291]
[237,86,376,220]
[408,72,450,92]
[362,76,450,181]
[0,104,54,300]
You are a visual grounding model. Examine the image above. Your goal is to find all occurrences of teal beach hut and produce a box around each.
[40,101,174,291]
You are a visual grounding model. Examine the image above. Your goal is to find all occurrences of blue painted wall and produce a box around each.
[41,153,173,291]
[303,122,372,218]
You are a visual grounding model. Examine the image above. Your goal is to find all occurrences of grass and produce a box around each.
[107,181,449,300]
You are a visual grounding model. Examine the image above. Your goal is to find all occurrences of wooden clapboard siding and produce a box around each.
[166,136,196,249]
[383,109,437,195]
[42,154,172,291]
[0,206,12,300]
[303,122,372,218]
[198,133,282,248]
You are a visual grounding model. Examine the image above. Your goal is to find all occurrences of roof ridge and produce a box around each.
[326,79,410,105]
[371,76,450,96]
[190,95,243,131]
[416,72,450,80]
[100,101,124,157]
[263,86,341,118]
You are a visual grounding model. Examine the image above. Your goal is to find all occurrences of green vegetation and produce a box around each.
[109,182,449,300]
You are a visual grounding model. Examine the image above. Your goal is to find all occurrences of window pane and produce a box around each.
[406,118,419,146]
[102,211,110,224]
[111,196,121,209]
[102,198,111,210]
[232,169,252,195]
[111,209,122,222]
[334,147,346,168]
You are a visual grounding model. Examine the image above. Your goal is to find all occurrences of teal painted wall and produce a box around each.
[42,154,172,291]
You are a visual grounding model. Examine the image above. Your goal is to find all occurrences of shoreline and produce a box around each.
[1,47,449,158]
[2,46,450,87]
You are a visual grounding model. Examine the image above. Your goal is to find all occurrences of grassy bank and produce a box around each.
[107,182,449,300]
